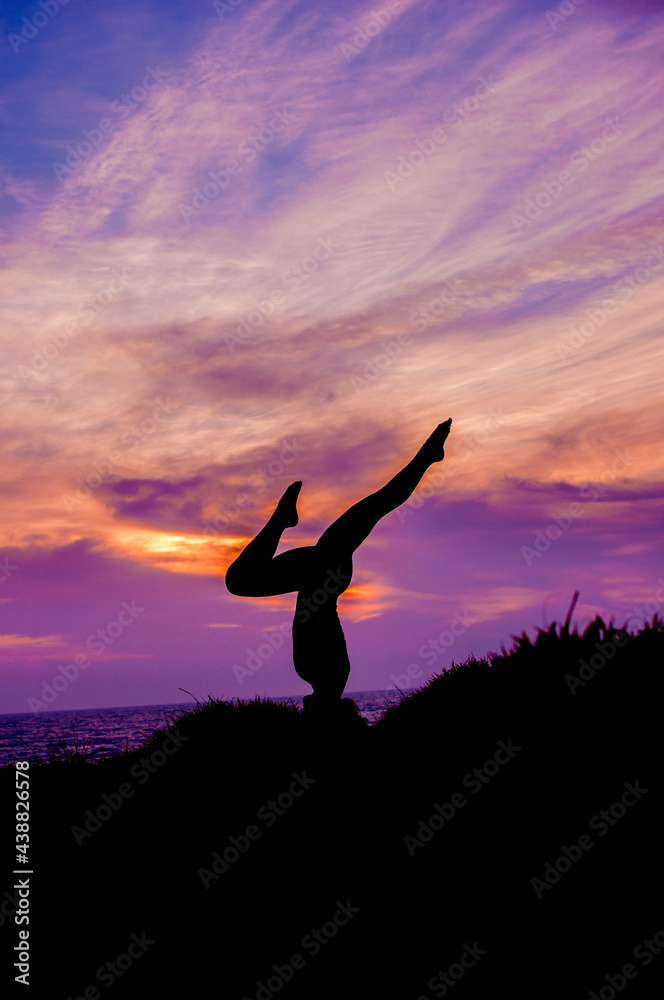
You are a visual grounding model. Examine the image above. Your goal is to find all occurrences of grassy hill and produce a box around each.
[2,610,663,998]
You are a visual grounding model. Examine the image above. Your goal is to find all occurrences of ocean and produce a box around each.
[0,689,404,766]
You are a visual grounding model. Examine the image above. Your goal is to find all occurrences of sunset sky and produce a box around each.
[1,0,663,714]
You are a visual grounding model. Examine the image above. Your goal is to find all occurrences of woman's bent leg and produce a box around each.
[227,546,316,597]
[225,482,311,596]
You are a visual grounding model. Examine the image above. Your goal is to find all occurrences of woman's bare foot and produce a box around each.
[422,418,452,462]
[274,481,302,527]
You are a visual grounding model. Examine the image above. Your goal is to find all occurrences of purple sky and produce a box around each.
[1,0,663,714]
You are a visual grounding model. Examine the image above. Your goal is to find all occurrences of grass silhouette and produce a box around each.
[2,608,662,998]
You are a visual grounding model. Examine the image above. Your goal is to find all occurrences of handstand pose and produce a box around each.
[225,419,452,713]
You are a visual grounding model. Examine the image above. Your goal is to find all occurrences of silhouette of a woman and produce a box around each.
[225,419,452,712]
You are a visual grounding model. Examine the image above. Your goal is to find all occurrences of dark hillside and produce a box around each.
[2,614,662,998]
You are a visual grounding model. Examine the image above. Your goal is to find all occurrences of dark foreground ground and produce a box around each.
[1,614,663,999]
